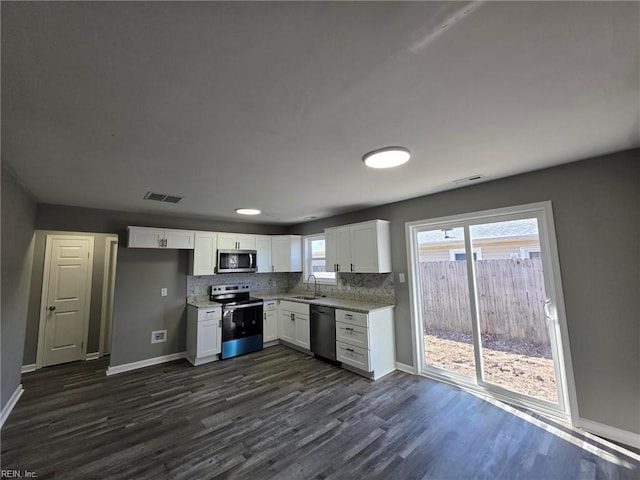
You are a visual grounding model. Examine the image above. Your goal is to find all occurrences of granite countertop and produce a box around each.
[254,293,394,314]
[187,294,394,313]
[187,298,222,309]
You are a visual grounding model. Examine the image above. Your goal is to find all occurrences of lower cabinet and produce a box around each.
[263,300,278,344]
[278,300,310,351]
[335,306,395,380]
[186,305,222,366]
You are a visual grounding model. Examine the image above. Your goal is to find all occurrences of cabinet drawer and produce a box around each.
[198,308,221,321]
[335,309,368,327]
[279,300,309,315]
[336,341,370,372]
[336,322,369,349]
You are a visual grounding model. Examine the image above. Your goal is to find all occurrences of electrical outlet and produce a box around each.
[151,330,167,343]
[161,288,167,297]
[399,273,406,283]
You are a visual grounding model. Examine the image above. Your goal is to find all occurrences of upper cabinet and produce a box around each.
[217,233,256,250]
[255,235,272,274]
[128,226,195,249]
[190,231,218,276]
[325,220,391,273]
[271,235,302,273]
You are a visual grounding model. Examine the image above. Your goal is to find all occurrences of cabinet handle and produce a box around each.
[164,238,168,247]
[345,313,353,318]
[346,348,354,353]
[263,313,266,320]
[218,320,221,328]
[291,313,295,321]
[345,327,354,331]
[350,263,354,272]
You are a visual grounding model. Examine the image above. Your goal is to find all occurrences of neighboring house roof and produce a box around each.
[418,218,539,244]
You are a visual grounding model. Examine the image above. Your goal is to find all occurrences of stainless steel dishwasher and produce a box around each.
[310,305,337,361]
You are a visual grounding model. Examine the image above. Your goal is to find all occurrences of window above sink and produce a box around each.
[303,234,337,285]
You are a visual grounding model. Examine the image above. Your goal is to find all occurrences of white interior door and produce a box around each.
[39,236,94,367]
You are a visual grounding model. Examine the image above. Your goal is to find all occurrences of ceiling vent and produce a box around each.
[451,174,485,185]
[144,192,183,203]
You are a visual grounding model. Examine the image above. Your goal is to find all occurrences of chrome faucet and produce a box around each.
[306,274,318,297]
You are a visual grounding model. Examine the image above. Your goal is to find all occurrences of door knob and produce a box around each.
[48,306,56,311]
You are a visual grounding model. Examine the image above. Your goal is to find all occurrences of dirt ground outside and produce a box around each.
[424,330,558,403]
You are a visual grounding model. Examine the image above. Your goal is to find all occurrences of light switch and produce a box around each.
[399,273,406,283]
[161,288,168,297]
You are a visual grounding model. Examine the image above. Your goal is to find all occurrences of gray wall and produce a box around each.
[110,247,188,366]
[290,149,640,434]
[1,168,36,411]
[23,232,111,364]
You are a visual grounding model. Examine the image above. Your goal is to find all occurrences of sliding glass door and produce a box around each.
[408,203,574,421]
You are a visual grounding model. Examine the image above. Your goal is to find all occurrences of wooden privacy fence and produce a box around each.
[420,259,550,345]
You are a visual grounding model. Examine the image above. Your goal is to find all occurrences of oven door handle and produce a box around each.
[225,302,263,311]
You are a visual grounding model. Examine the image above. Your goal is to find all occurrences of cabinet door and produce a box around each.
[165,229,195,249]
[271,236,290,272]
[237,235,256,249]
[128,227,164,248]
[255,235,272,273]
[324,229,338,272]
[336,227,352,272]
[295,313,310,350]
[279,311,296,343]
[350,223,379,272]
[192,232,217,275]
[217,233,238,249]
[197,319,221,357]
[263,310,278,343]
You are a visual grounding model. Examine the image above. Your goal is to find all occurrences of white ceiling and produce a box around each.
[2,1,639,224]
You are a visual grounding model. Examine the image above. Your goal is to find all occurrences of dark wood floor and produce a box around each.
[2,346,638,479]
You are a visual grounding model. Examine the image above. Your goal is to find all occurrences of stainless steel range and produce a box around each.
[210,284,264,359]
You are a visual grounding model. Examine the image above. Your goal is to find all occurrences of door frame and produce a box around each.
[36,235,95,369]
[99,235,119,357]
[405,201,579,425]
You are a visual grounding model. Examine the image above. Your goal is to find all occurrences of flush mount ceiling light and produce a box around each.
[362,146,411,169]
[235,208,261,216]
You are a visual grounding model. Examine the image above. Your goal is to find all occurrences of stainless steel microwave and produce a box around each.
[217,249,257,273]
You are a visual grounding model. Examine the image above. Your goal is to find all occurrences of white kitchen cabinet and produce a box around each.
[335,306,395,379]
[127,226,195,249]
[217,233,256,250]
[186,305,222,365]
[324,220,391,273]
[255,235,272,274]
[271,235,302,272]
[263,300,278,344]
[325,226,351,273]
[294,313,310,350]
[190,231,218,276]
[278,300,310,351]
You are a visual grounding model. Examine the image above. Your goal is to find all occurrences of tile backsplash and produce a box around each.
[289,272,395,303]
[187,272,395,304]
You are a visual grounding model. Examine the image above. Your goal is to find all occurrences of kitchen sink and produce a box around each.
[292,295,319,300]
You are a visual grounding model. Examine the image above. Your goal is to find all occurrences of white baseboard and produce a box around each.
[579,417,640,449]
[1,384,24,429]
[85,352,100,361]
[21,364,36,374]
[395,361,416,374]
[106,352,186,376]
